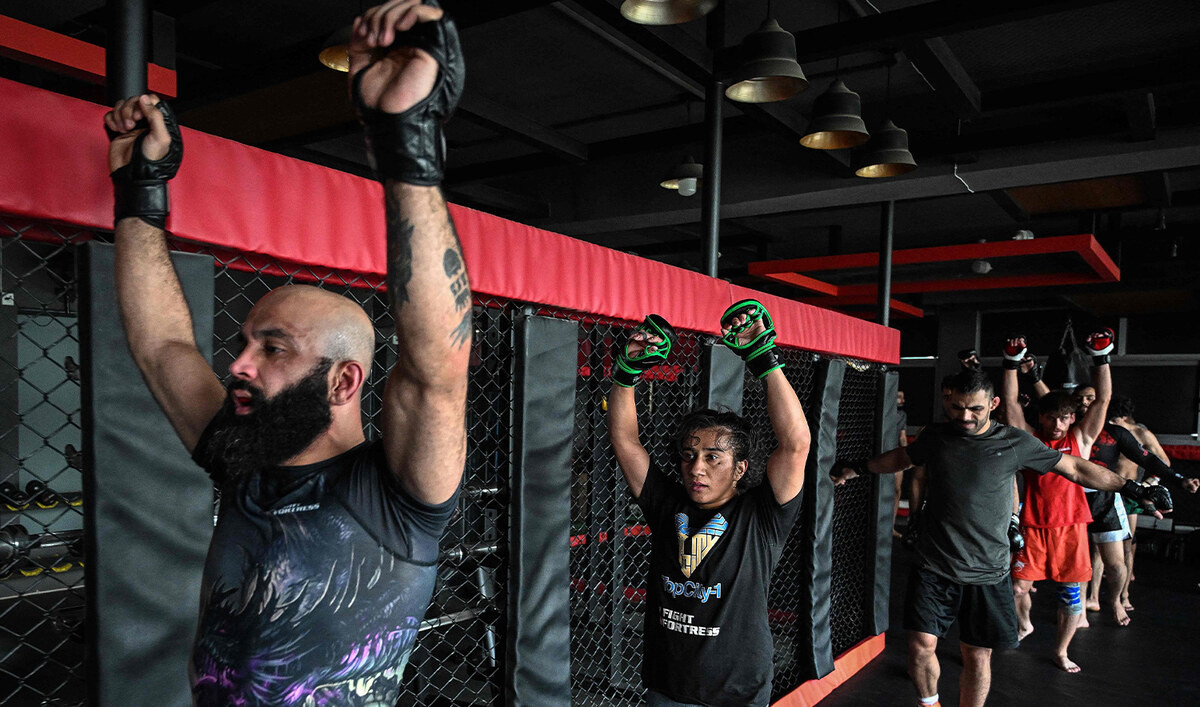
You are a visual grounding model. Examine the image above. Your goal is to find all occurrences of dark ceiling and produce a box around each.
[5,0,1200,323]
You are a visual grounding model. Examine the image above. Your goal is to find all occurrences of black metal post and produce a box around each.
[701,3,726,278]
[107,0,150,103]
[878,200,895,326]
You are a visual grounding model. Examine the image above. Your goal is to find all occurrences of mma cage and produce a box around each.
[0,78,899,706]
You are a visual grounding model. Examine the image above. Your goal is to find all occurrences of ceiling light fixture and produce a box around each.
[800,2,866,149]
[318,25,353,72]
[853,60,917,177]
[801,79,869,149]
[620,0,719,25]
[660,156,704,197]
[724,2,808,104]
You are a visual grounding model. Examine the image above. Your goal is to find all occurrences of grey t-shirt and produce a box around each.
[906,421,1062,584]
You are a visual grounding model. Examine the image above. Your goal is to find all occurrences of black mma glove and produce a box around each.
[1002,336,1027,371]
[1120,479,1173,514]
[612,314,678,388]
[1019,354,1043,383]
[957,348,980,370]
[108,100,183,229]
[353,0,464,185]
[1084,327,1115,366]
[720,299,784,379]
[1008,513,1025,554]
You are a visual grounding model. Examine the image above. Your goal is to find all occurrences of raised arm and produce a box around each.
[762,367,811,504]
[1020,355,1051,399]
[1001,336,1035,435]
[352,0,469,505]
[106,96,224,453]
[606,316,677,498]
[1075,328,1115,448]
[718,300,810,504]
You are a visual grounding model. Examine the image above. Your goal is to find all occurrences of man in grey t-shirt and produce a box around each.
[832,368,1163,707]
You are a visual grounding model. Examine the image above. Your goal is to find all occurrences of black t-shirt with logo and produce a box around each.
[636,464,802,707]
[190,430,457,706]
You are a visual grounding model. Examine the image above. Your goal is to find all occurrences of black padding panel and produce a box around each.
[796,359,844,679]
[866,368,900,635]
[80,242,215,706]
[507,313,577,706]
[700,343,745,413]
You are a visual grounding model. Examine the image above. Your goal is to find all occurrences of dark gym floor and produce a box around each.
[818,531,1200,707]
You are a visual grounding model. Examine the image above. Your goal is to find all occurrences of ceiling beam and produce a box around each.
[1125,92,1157,142]
[988,190,1029,223]
[545,124,1200,235]
[843,1,981,118]
[457,92,589,163]
[793,0,1122,63]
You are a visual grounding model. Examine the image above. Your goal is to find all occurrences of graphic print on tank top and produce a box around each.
[676,512,728,578]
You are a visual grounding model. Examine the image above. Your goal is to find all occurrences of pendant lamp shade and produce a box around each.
[318,25,353,72]
[620,0,719,25]
[724,19,808,103]
[853,120,917,178]
[660,156,704,197]
[800,80,870,150]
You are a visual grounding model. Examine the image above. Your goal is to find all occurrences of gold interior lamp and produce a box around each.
[318,25,353,72]
[800,79,870,150]
[852,119,917,178]
[724,19,808,103]
[660,156,704,197]
[620,0,720,25]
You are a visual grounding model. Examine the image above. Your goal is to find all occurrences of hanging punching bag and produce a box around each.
[1043,319,1093,390]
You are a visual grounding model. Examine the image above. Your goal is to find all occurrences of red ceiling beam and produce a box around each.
[748,234,1117,277]
[797,297,925,319]
[0,15,177,98]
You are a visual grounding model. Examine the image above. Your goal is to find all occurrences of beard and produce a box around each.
[197,358,335,479]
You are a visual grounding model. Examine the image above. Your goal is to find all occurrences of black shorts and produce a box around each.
[903,565,1018,649]
[1086,490,1123,533]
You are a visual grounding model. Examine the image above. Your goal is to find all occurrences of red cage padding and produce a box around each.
[0,77,897,363]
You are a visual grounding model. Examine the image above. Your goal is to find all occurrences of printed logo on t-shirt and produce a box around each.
[272,502,320,515]
[675,512,727,578]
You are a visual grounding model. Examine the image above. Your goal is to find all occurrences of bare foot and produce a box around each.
[1112,604,1131,626]
[1054,655,1082,673]
[1078,614,1090,629]
[1122,599,1135,611]
[1017,623,1034,642]
[1085,600,1100,612]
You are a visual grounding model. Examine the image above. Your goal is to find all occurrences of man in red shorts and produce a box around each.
[1000,329,1146,673]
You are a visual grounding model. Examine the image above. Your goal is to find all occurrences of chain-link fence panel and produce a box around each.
[186,244,513,706]
[567,316,706,707]
[0,220,87,706]
[828,359,881,657]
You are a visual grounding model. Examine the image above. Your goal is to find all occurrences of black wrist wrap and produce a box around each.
[353,2,464,185]
[109,102,183,229]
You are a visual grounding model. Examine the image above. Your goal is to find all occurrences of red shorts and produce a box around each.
[1011,524,1091,583]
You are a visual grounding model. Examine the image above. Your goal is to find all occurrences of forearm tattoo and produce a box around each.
[385,190,414,312]
[444,216,471,349]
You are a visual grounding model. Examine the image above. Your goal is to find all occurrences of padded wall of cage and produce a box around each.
[0,220,87,706]
[828,360,883,657]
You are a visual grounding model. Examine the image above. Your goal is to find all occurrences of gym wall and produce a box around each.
[0,77,899,706]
